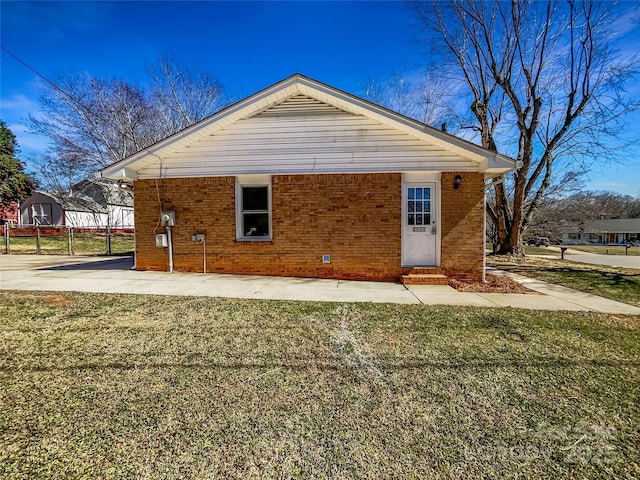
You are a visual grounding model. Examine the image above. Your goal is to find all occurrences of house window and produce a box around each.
[236,176,271,241]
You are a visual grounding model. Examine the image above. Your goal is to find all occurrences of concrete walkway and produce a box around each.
[1,255,639,314]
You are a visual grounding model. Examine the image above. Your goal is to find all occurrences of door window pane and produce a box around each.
[407,186,432,227]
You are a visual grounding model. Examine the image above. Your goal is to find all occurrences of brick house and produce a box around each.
[101,74,517,283]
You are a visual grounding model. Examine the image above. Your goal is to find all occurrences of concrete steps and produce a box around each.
[401,268,448,285]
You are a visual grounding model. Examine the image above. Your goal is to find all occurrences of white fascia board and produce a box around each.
[484,168,514,180]
[484,152,521,179]
[491,153,520,169]
[479,153,519,175]
[101,167,138,181]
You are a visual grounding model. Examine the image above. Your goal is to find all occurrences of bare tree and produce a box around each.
[361,69,456,126]
[148,57,228,134]
[29,58,229,191]
[31,76,157,175]
[412,0,640,254]
[527,190,640,241]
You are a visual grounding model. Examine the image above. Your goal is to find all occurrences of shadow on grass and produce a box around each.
[522,264,637,280]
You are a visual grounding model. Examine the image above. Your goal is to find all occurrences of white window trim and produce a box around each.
[235,175,272,241]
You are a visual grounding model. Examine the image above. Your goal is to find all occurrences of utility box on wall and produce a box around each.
[161,211,176,226]
[155,233,168,247]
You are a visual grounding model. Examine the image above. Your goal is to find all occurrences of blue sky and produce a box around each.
[1,0,639,196]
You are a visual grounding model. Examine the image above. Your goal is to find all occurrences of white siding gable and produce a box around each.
[102,74,518,181]
[135,94,478,179]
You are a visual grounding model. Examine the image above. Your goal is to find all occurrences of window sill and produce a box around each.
[235,237,273,243]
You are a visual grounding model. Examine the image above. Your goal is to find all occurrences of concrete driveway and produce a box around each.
[1,254,639,314]
[539,246,640,269]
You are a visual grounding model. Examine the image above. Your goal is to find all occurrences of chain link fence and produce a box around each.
[1,225,134,256]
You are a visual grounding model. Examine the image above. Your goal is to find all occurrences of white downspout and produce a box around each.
[203,235,206,274]
[483,189,487,283]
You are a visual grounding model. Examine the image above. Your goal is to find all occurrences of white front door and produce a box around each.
[402,183,437,266]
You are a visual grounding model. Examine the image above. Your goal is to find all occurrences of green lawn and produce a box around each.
[524,245,557,255]
[564,245,640,256]
[6,233,134,255]
[488,245,562,256]
[1,291,639,479]
[488,255,640,307]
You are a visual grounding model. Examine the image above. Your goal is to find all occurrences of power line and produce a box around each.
[1,45,85,111]
[1,45,192,179]
[1,44,113,131]
[1,44,159,169]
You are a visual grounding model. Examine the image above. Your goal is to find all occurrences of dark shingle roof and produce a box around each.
[560,218,640,234]
[72,179,133,207]
[581,218,640,233]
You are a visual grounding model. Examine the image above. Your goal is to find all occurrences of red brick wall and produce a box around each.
[440,172,485,281]
[134,174,402,281]
[134,172,486,281]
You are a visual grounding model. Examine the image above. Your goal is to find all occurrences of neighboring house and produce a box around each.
[72,179,135,229]
[101,74,518,282]
[0,202,21,225]
[20,180,134,229]
[560,218,640,245]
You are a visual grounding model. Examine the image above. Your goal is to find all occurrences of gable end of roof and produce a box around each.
[101,74,518,181]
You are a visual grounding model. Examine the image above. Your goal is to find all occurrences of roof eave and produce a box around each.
[101,167,138,182]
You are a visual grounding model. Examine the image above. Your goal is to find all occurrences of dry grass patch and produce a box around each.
[1,291,639,479]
